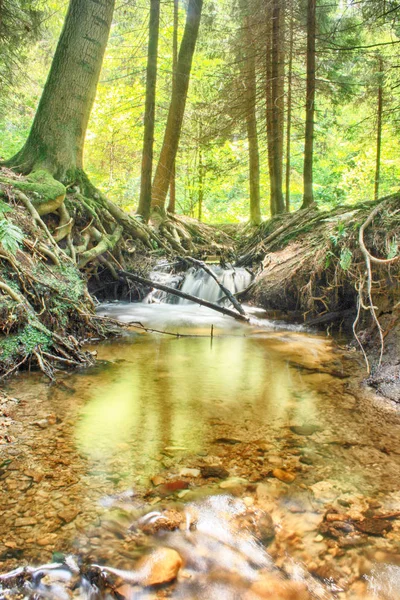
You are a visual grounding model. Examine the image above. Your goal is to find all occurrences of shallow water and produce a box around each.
[1,302,400,599]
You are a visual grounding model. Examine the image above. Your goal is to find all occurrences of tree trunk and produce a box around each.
[5,0,115,181]
[241,0,261,225]
[266,10,276,216]
[374,57,384,202]
[167,0,179,214]
[266,0,285,216]
[285,2,294,212]
[271,0,285,214]
[198,137,204,222]
[137,0,160,223]
[151,0,203,214]
[302,0,316,209]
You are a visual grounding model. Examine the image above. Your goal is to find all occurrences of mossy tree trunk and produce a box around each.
[151,0,203,215]
[5,0,115,182]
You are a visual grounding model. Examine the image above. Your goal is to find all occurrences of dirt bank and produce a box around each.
[238,197,400,401]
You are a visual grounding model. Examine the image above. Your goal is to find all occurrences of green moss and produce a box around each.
[33,261,85,303]
[0,169,66,206]
[0,323,51,361]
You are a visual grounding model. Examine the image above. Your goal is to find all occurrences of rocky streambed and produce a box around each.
[0,304,400,599]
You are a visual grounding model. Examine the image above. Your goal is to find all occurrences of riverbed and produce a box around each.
[1,302,399,599]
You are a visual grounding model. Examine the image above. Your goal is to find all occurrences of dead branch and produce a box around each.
[182,256,247,316]
[118,270,250,323]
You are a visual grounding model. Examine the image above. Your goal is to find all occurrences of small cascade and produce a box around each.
[143,260,184,303]
[178,266,252,304]
[144,262,253,306]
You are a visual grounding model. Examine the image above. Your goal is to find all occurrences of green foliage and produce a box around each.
[339,248,353,271]
[2,0,400,222]
[0,218,24,255]
[388,238,398,259]
[0,199,12,214]
[0,323,51,360]
[329,223,347,247]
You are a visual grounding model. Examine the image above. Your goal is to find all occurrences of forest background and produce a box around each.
[2,0,400,224]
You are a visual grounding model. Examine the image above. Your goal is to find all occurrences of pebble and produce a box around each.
[179,468,200,478]
[290,424,321,436]
[248,574,310,599]
[136,547,183,586]
[200,465,229,479]
[14,517,37,527]
[272,469,296,483]
[151,475,166,486]
[58,509,79,524]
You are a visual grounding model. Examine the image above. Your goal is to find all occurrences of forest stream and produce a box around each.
[1,269,400,599]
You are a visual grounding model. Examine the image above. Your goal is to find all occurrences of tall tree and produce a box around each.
[285,2,294,212]
[266,0,285,216]
[5,0,115,181]
[167,0,179,214]
[374,56,384,201]
[137,0,161,223]
[151,0,203,215]
[240,0,261,225]
[302,0,316,208]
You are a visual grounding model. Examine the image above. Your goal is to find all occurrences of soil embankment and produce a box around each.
[238,198,400,401]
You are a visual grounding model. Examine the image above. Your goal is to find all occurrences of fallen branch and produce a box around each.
[182,256,247,316]
[117,270,250,323]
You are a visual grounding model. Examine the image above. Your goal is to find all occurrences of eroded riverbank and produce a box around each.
[1,304,399,599]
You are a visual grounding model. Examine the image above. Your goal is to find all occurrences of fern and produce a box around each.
[339,248,352,271]
[0,218,24,255]
[0,199,11,215]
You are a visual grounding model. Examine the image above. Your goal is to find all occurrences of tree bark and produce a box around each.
[302,0,316,209]
[5,0,115,181]
[151,0,203,214]
[198,128,204,222]
[266,0,285,216]
[241,0,262,225]
[285,2,294,212]
[266,10,276,216]
[167,0,179,214]
[271,0,285,214]
[374,56,384,202]
[137,0,160,222]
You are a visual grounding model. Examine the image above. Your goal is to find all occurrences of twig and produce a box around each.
[181,256,247,316]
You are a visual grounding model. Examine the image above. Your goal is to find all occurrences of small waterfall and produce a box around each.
[178,266,252,304]
[144,262,252,306]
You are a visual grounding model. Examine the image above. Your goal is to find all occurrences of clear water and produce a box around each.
[1,301,399,599]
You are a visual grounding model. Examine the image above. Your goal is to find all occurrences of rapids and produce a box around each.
[0,267,399,599]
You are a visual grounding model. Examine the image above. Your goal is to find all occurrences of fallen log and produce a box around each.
[181,256,247,316]
[117,270,250,323]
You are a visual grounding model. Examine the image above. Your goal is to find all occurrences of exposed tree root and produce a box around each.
[242,196,400,378]
[0,166,236,378]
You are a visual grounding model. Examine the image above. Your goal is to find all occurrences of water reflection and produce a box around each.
[2,303,400,600]
[74,332,322,483]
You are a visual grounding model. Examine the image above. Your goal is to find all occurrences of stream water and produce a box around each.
[0,269,400,599]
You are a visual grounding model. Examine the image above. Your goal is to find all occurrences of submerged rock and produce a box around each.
[247,573,310,599]
[136,547,183,586]
[272,469,296,483]
[201,466,229,479]
[354,518,393,536]
[290,425,321,436]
